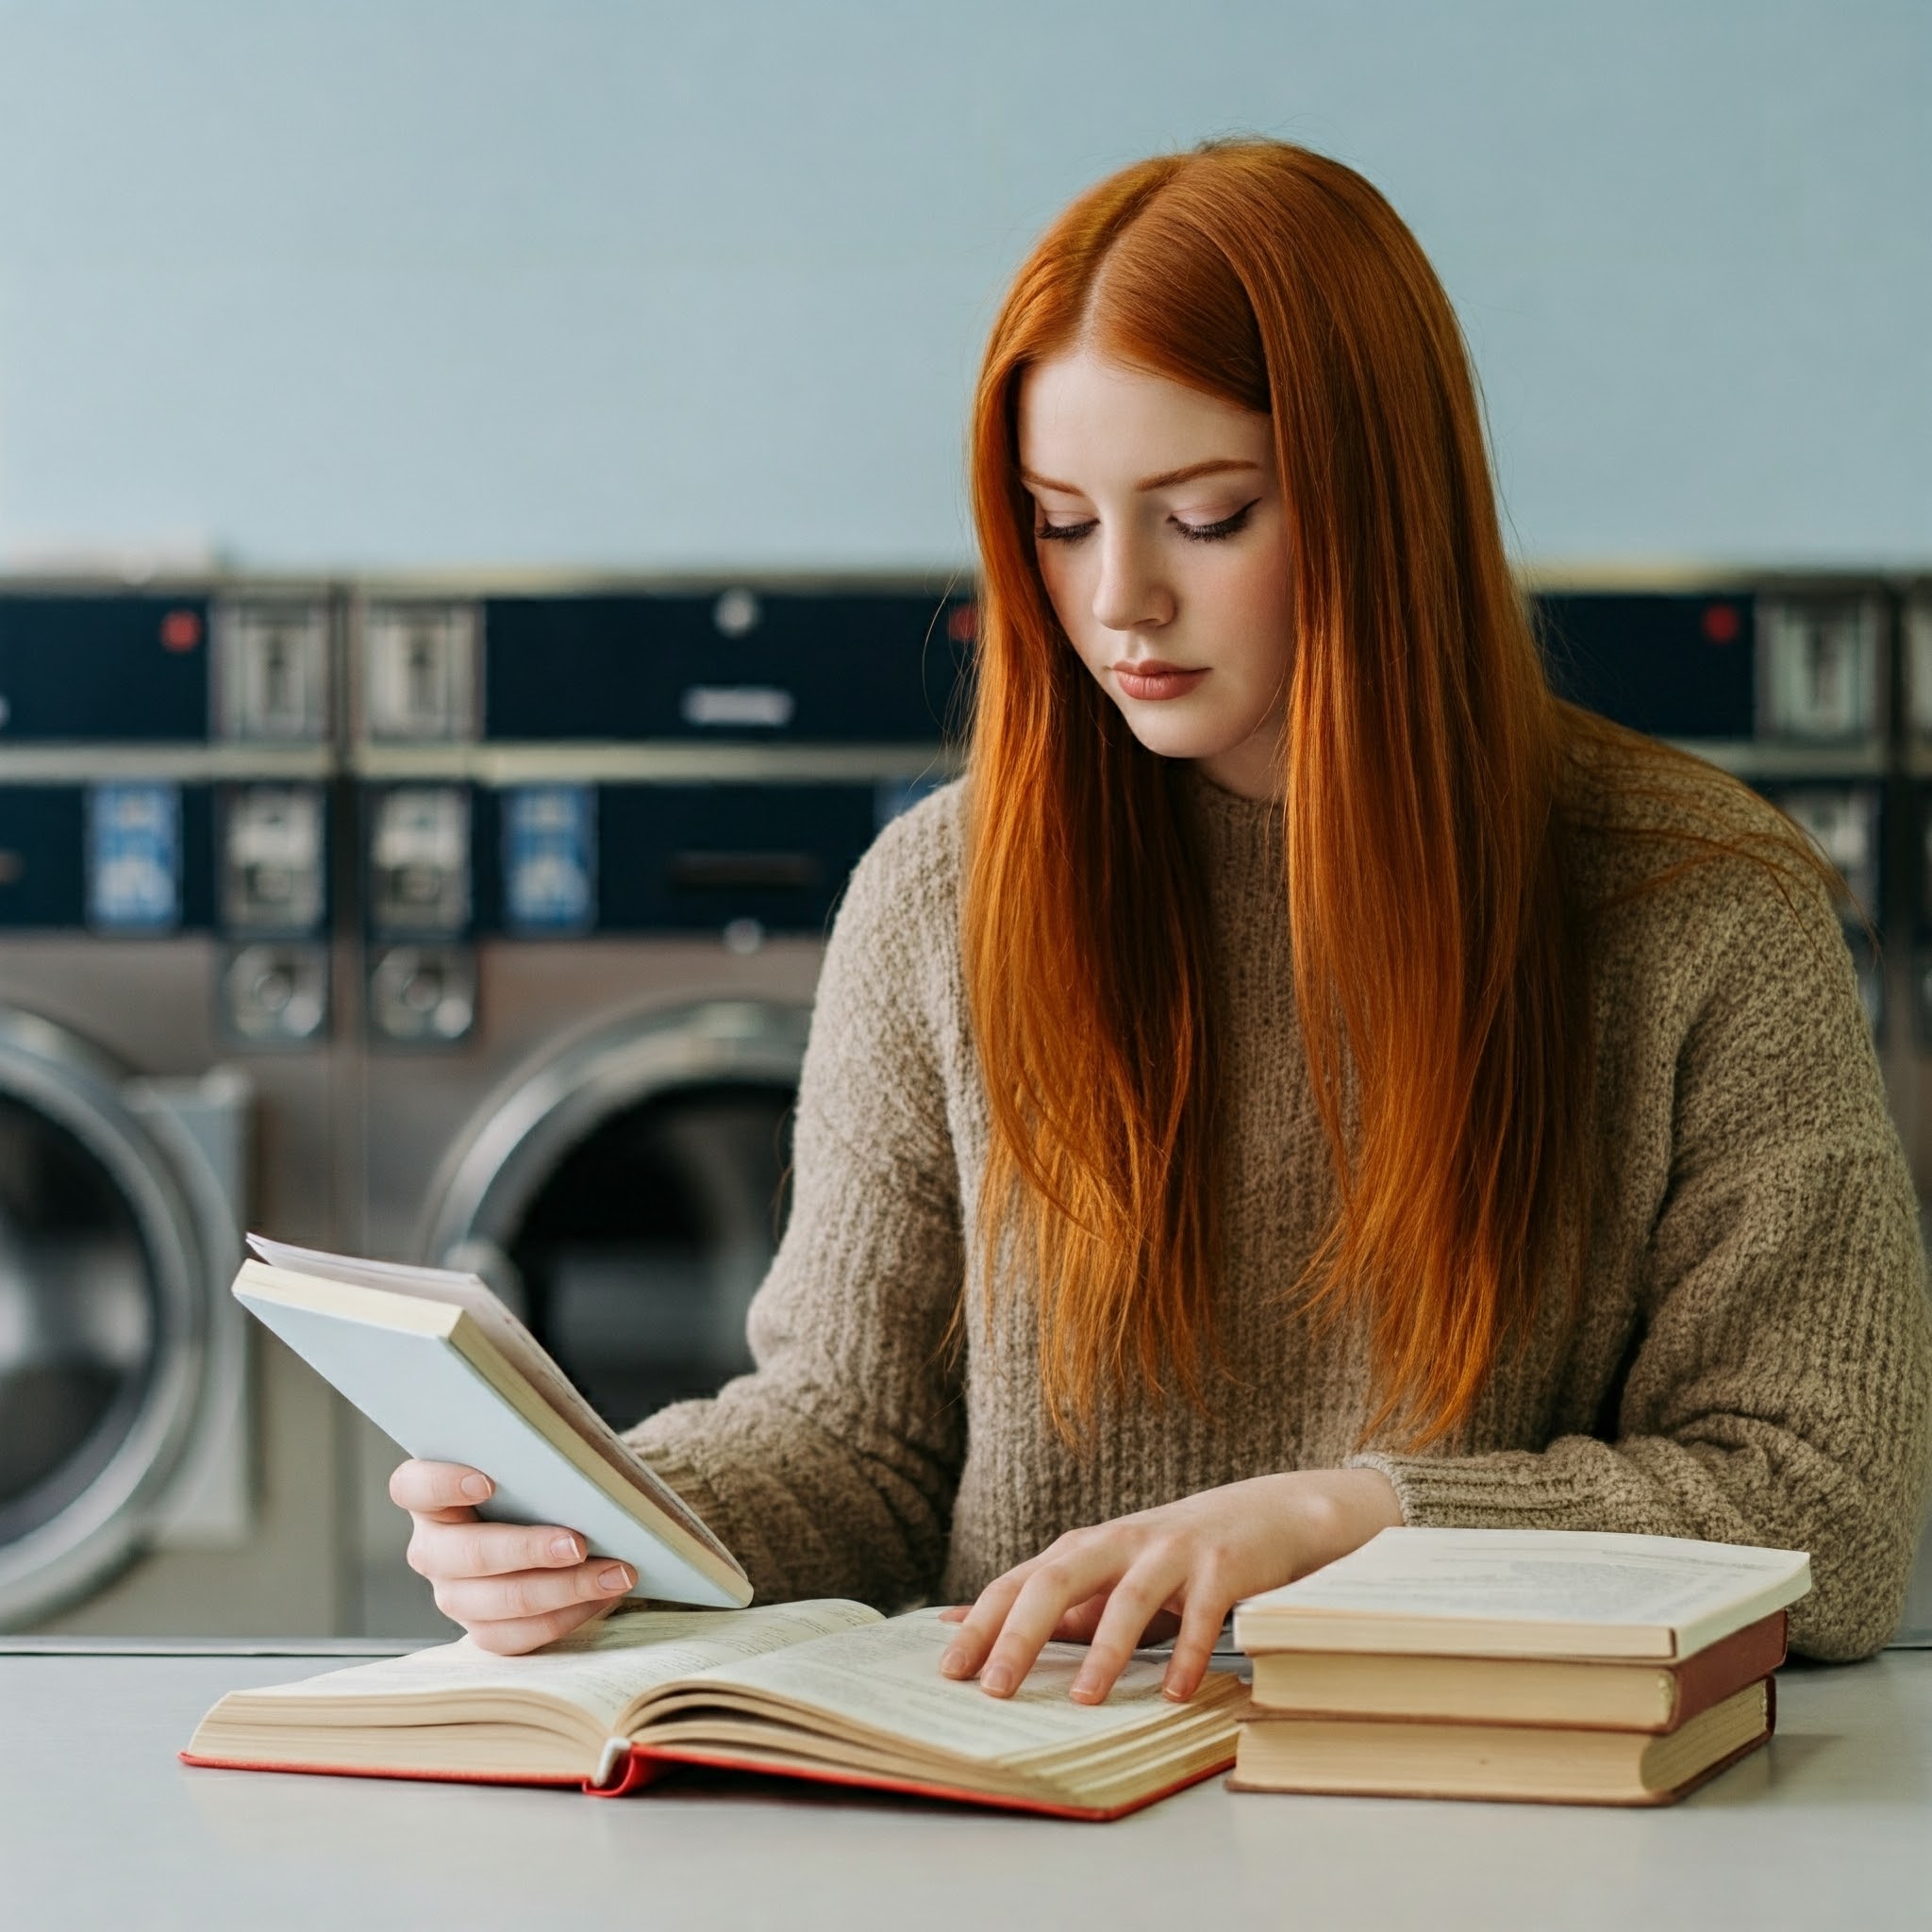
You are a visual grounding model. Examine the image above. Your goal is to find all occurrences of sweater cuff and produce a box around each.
[1346,1448,1595,1531]
[624,1407,759,1589]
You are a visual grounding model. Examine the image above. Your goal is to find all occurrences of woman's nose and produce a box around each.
[1091,531,1174,634]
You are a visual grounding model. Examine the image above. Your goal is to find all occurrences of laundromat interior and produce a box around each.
[1,8,1929,1655]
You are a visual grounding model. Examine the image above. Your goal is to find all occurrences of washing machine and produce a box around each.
[1537,575,1893,1041]
[338,578,972,1632]
[0,580,355,1635]
[1896,575,1932,1646]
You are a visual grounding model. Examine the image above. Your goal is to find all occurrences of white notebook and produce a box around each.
[235,1236,752,1609]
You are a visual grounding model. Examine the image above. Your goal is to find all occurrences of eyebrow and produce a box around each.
[1019,458,1262,494]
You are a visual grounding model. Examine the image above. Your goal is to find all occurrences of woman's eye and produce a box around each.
[1034,519,1096,543]
[1174,500,1259,542]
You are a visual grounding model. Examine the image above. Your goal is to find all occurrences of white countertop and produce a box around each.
[3,1647,1928,1932]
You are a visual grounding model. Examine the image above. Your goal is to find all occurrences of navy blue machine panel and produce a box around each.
[0,595,211,741]
[481,592,974,742]
[487,783,879,935]
[0,784,214,930]
[1913,786,1932,942]
[599,784,876,933]
[1536,591,1754,741]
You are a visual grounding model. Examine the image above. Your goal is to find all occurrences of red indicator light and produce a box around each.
[1702,603,1741,644]
[947,602,978,644]
[160,609,202,652]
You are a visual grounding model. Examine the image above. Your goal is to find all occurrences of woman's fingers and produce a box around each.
[1159,1588,1233,1703]
[1049,1595,1116,1645]
[937,1566,1033,1681]
[463,1596,623,1657]
[432,1558,636,1627]
[387,1457,631,1654]
[1067,1555,1189,1704]
[390,1459,494,1513]
[407,1515,591,1582]
[956,1546,1124,1697]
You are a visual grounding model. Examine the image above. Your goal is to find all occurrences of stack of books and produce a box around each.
[1230,1527,1811,1806]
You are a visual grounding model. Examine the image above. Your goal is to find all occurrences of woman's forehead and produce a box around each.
[1018,350,1272,484]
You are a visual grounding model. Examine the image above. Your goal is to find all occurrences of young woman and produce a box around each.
[391,139,1931,1702]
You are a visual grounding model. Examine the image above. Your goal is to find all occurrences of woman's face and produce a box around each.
[1016,348,1293,801]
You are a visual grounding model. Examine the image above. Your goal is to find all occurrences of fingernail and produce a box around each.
[598,1564,631,1593]
[460,1474,491,1501]
[549,1534,579,1561]
[939,1647,968,1678]
[1161,1671,1187,1702]
[980,1664,1012,1696]
[1071,1672,1101,1703]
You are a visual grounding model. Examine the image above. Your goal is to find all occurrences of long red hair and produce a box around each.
[961,140,1594,1447]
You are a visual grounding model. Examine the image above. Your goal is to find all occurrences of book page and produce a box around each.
[665,1608,1237,1767]
[245,1235,730,1564]
[235,1601,882,1733]
[1239,1528,1809,1627]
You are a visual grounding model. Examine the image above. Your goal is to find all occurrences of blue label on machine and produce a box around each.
[503,785,596,933]
[87,782,182,932]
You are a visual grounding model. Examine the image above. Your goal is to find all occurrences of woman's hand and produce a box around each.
[938,1468,1402,1705]
[389,1459,638,1655]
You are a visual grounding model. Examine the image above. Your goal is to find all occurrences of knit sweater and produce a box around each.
[630,745,1932,1661]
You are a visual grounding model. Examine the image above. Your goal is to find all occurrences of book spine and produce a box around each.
[1664,1611,1789,1730]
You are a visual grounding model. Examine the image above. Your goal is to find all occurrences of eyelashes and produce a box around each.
[1176,499,1258,543]
[1032,499,1260,545]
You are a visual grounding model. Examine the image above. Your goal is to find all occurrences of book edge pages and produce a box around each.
[177,1743,1235,1819]
[1242,1610,1788,1731]
[1227,1681,1771,1805]
[235,1258,751,1607]
[621,1667,1245,1777]
[1244,1656,1674,1731]
[1232,1532,1811,1663]
[1230,1610,1674,1659]
[1228,1700,1769,1800]
[441,1307,750,1605]
[179,1749,593,1791]
[620,1741,1235,1819]
[242,1237,740,1570]
[1224,1724,1772,1807]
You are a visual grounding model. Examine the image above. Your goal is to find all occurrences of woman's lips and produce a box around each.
[1113,661,1208,701]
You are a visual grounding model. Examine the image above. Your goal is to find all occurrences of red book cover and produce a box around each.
[178,1742,1234,1821]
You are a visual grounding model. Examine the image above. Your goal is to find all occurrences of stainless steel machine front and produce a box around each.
[0,583,352,1635]
[339,579,968,1633]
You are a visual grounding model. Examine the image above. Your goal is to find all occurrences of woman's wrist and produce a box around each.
[1263,1466,1404,1581]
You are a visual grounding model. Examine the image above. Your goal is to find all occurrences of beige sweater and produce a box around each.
[632,748,1932,1660]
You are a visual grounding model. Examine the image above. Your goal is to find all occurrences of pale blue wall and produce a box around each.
[0,1,1925,571]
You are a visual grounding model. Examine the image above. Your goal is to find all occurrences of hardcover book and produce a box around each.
[1229,1680,1775,1806]
[1233,1527,1810,1661]
[1246,1609,1789,1729]
[183,1602,1248,1821]
[232,1236,750,1608]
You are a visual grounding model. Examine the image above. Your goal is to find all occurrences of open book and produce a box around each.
[182,1603,1248,1821]
[234,1237,749,1607]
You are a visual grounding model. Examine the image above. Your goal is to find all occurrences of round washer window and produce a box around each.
[0,1091,159,1546]
[504,1080,795,1427]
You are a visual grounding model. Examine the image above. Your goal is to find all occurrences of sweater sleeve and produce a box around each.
[623,792,968,1610]
[1354,859,1932,1661]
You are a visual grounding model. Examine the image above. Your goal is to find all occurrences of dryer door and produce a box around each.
[0,1010,225,1625]
[424,999,809,1428]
